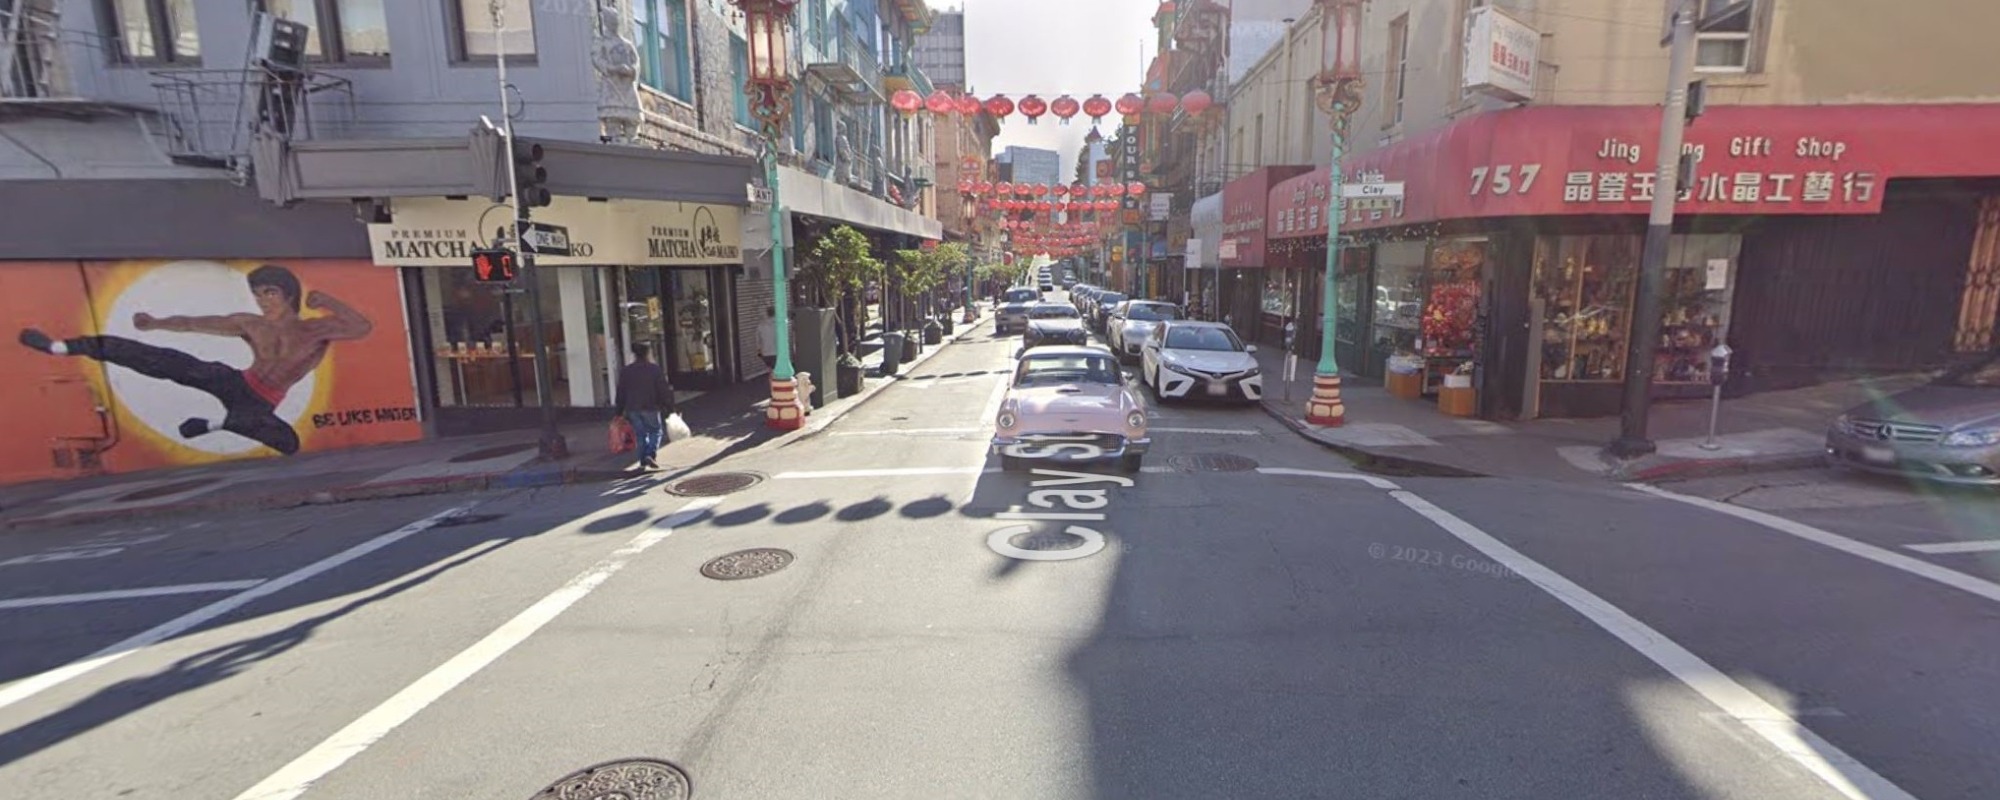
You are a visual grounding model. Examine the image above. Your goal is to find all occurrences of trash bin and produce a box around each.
[879,332,905,376]
[924,318,944,345]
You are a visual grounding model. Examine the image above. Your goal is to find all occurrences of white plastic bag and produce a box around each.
[665,412,692,442]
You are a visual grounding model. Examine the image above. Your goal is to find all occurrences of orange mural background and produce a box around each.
[0,259,419,485]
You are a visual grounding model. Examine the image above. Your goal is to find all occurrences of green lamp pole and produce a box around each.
[1305,0,1364,427]
[735,0,805,429]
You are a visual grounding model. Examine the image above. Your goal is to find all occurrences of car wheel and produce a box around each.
[1119,454,1143,473]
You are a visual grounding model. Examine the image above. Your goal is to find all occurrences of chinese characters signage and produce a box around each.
[1462,6,1538,102]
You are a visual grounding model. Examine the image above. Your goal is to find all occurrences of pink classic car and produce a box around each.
[992,346,1151,473]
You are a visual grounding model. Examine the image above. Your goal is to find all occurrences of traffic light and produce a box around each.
[473,247,518,283]
[512,140,551,208]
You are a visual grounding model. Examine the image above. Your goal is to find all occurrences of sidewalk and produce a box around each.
[1247,346,1928,483]
[0,305,991,532]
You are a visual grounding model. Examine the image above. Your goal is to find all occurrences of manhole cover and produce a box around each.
[666,472,764,497]
[530,758,690,800]
[700,548,794,580]
[433,513,507,528]
[1008,529,1090,551]
[117,477,223,502]
[450,443,538,463]
[1167,453,1260,473]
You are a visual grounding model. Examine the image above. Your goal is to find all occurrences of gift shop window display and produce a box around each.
[1532,233,1739,394]
[1417,239,1487,395]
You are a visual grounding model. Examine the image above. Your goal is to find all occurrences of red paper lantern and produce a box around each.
[996,181,1013,196]
[977,181,993,194]
[957,178,974,194]
[1147,92,1179,115]
[1180,89,1213,116]
[1053,184,1069,196]
[1082,95,1112,123]
[891,89,923,115]
[1016,183,1033,196]
[1108,183,1127,197]
[927,90,956,115]
[1129,181,1148,195]
[1018,94,1048,124]
[985,94,1014,119]
[1090,184,1108,198]
[1115,92,1145,117]
[1072,182,1088,197]
[1032,183,1049,197]
[1050,95,1080,124]
[954,93,981,115]
[1097,199,1118,211]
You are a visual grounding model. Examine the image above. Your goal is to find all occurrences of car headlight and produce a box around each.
[1243,367,1261,378]
[1942,428,2000,447]
[1126,410,1147,431]
[997,410,1018,430]
[1830,414,1854,434]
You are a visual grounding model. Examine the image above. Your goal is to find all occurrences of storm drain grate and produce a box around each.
[665,472,765,497]
[116,477,223,502]
[530,757,690,800]
[450,443,538,463]
[701,548,795,580]
[1167,453,1260,473]
[433,513,508,528]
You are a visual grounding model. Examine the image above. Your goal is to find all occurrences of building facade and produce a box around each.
[1210,0,2000,421]
[911,8,965,88]
[0,0,940,485]
[1000,145,1061,188]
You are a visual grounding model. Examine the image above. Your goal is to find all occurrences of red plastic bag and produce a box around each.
[608,416,636,454]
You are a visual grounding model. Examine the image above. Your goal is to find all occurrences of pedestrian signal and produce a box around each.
[473,248,517,283]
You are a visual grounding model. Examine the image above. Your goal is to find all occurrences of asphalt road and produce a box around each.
[3,293,1999,799]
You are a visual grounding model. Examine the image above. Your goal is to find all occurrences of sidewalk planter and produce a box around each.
[837,356,866,397]
[902,332,922,363]
[925,318,944,344]
[940,314,955,336]
[1439,376,1477,417]
[879,332,906,376]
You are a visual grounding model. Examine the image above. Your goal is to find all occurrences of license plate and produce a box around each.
[1861,445,1896,465]
[1207,381,1228,397]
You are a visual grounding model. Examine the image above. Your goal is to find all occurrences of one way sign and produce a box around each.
[519,222,572,256]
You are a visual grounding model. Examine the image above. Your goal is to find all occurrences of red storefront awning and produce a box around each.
[1222,165,1312,267]
[1267,103,2000,239]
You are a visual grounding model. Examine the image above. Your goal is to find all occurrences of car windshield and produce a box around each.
[1004,289,1039,303]
[1016,354,1122,386]
[1098,293,1127,307]
[1164,326,1244,351]
[1126,303,1177,322]
[1938,357,2000,387]
[1030,305,1079,319]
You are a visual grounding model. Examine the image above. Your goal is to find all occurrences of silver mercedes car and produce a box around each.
[1826,356,2000,485]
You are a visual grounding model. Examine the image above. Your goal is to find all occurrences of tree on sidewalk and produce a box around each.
[803,225,882,357]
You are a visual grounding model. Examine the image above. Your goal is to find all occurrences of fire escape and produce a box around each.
[151,14,354,178]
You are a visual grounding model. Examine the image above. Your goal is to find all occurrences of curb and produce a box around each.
[800,313,994,436]
[1613,451,1826,483]
[1255,400,1487,479]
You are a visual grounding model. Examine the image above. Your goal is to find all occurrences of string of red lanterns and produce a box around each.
[957,180,1150,198]
[892,90,1214,124]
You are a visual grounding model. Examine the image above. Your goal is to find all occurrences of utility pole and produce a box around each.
[1609,0,1699,458]
[493,0,566,460]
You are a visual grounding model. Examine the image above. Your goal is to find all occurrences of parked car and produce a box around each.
[1826,355,2000,484]
[1140,320,1263,404]
[996,287,1044,335]
[1038,268,1054,292]
[1109,300,1180,362]
[992,346,1150,472]
[1088,291,1128,332]
[1072,285,1099,316]
[1021,303,1089,351]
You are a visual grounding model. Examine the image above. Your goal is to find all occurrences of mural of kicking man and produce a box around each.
[17,265,373,456]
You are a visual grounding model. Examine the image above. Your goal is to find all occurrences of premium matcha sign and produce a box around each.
[636,203,743,266]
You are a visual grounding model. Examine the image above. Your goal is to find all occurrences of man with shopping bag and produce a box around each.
[615,342,677,470]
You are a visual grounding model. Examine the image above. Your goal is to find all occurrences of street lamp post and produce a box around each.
[734,0,805,430]
[1304,0,1364,428]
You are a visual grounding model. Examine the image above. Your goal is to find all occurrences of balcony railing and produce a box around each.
[806,20,883,102]
[151,66,355,168]
[2,3,68,98]
[882,61,933,98]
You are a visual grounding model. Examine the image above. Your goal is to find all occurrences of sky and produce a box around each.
[953,0,1159,181]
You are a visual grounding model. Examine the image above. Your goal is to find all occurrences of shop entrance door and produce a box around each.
[663,268,736,391]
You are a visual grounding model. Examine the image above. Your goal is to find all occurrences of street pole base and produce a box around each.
[1608,436,1658,459]
[766,377,806,431]
[1305,373,1346,427]
[538,430,570,461]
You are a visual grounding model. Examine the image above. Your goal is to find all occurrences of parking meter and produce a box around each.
[1284,319,1297,351]
[1709,343,1733,385]
[1700,343,1733,450]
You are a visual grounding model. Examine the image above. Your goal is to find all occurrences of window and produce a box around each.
[455,0,533,59]
[1695,0,1756,73]
[262,0,390,62]
[730,35,752,129]
[1385,14,1409,125]
[102,0,200,63]
[634,0,691,100]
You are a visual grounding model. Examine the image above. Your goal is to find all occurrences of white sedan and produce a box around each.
[1108,300,1181,362]
[1139,321,1264,404]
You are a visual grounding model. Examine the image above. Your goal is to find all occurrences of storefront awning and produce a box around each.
[1222,166,1312,268]
[1267,103,2000,238]
[776,166,944,242]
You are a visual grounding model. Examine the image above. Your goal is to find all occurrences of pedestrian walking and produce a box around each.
[615,342,676,470]
[758,306,778,372]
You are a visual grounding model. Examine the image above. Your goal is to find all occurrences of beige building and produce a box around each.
[1210,0,2000,422]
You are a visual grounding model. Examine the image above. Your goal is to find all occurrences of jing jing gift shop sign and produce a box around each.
[369,198,744,267]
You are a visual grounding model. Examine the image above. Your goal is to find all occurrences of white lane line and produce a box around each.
[1906,540,2000,555]
[1148,427,1261,436]
[1632,484,2000,605]
[1255,467,1402,491]
[232,497,723,800]
[0,581,266,611]
[830,428,982,437]
[775,467,987,479]
[0,504,475,714]
[1392,490,1914,800]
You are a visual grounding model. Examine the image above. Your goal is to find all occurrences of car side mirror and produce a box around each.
[1246,344,1258,353]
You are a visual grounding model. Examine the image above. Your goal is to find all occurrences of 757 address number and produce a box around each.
[1468,164,1543,196]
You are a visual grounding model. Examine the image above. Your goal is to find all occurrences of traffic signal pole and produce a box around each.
[493,1,567,460]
